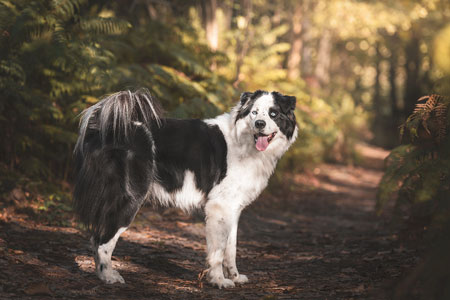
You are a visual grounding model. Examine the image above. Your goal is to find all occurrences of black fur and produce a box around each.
[152,119,227,194]
[271,92,297,139]
[235,90,268,123]
[73,123,154,244]
[73,90,228,245]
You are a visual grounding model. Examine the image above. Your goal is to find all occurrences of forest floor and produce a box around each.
[0,144,419,300]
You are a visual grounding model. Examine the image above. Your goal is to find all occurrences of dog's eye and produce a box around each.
[269,110,278,118]
[252,111,257,115]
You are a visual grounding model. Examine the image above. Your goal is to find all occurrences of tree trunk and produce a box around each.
[221,0,233,31]
[233,0,253,86]
[372,42,385,146]
[388,35,400,123]
[287,2,303,80]
[404,31,422,116]
[314,29,332,87]
[202,0,219,51]
[373,42,382,118]
[300,11,313,78]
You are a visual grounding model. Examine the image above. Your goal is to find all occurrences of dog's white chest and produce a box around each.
[207,153,277,209]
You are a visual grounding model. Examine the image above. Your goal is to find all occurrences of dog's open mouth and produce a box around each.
[254,132,276,151]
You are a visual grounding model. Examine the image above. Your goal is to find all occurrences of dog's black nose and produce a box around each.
[255,120,266,129]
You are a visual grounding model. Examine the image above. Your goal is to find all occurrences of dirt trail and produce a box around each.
[0,145,417,299]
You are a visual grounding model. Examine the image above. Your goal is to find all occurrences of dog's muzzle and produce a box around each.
[253,132,276,151]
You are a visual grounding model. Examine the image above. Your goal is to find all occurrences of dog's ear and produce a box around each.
[240,90,267,106]
[273,92,296,114]
[240,92,253,105]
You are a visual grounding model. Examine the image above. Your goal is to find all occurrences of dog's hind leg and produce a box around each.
[91,227,128,284]
[88,147,151,284]
[75,120,155,284]
[90,196,143,284]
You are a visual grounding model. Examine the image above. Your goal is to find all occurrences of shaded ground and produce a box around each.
[0,144,418,299]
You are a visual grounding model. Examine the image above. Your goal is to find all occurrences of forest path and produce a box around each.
[0,144,417,299]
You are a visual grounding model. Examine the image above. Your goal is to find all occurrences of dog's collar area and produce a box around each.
[254,132,277,151]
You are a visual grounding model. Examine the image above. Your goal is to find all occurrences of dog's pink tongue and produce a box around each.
[255,136,269,151]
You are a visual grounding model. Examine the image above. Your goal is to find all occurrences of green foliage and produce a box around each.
[0,0,234,186]
[377,95,450,215]
[377,95,450,299]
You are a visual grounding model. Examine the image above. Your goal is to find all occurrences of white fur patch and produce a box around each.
[151,171,205,212]
[96,227,127,284]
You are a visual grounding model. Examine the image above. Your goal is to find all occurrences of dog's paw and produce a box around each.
[209,277,235,289]
[233,274,249,284]
[98,269,125,284]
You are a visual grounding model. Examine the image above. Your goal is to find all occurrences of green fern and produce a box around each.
[0,59,26,83]
[400,94,449,145]
[0,0,235,183]
[51,0,87,20]
[377,95,450,217]
[78,17,131,35]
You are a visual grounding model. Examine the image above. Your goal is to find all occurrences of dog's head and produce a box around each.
[234,90,297,152]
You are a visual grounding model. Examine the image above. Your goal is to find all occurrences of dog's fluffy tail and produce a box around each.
[73,88,161,244]
[74,88,163,155]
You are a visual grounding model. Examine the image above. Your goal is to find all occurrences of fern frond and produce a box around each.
[0,59,26,84]
[435,103,447,144]
[51,19,68,45]
[166,44,211,77]
[41,124,78,144]
[0,1,17,31]
[78,17,131,35]
[404,94,449,144]
[51,0,87,20]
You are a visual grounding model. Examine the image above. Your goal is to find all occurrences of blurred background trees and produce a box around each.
[1,0,449,181]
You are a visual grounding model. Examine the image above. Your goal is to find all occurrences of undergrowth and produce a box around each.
[377,94,450,300]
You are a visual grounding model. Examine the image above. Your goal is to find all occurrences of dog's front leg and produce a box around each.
[223,212,248,284]
[205,201,235,288]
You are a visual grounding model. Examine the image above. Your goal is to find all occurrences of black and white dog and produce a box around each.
[73,89,297,288]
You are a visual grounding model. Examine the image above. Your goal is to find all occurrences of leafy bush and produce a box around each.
[0,0,234,184]
[377,94,450,300]
[377,95,450,216]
